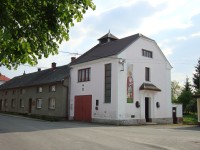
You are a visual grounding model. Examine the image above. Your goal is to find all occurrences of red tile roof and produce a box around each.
[0,74,10,81]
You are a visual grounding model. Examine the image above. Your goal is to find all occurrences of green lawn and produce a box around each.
[183,113,198,124]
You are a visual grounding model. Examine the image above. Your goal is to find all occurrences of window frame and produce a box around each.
[49,85,56,92]
[78,68,91,82]
[37,86,43,93]
[145,67,150,81]
[142,49,153,58]
[20,89,25,94]
[105,63,112,103]
[11,99,15,108]
[4,99,7,107]
[20,99,24,108]
[36,98,42,109]
[49,97,56,109]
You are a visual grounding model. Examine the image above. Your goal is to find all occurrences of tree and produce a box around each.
[193,58,200,94]
[171,80,182,103]
[0,1,95,69]
[177,77,194,113]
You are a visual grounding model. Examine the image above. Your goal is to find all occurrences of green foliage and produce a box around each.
[183,113,198,125]
[178,90,193,112]
[193,58,200,93]
[171,80,182,103]
[0,0,95,69]
[177,77,196,113]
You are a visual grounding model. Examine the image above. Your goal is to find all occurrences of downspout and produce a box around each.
[61,79,69,120]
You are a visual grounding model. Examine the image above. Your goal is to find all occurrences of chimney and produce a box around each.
[52,62,56,69]
[38,68,41,72]
[71,57,76,62]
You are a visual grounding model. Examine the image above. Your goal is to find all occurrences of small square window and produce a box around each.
[37,87,43,93]
[50,85,56,92]
[36,99,42,108]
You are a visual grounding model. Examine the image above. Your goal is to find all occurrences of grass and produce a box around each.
[183,113,198,125]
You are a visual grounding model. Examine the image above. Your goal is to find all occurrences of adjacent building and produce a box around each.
[69,32,173,125]
[0,63,70,119]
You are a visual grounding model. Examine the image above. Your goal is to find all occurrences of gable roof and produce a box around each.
[71,33,155,65]
[0,65,70,90]
[0,74,10,82]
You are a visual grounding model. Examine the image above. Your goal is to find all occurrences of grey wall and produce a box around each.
[0,79,69,118]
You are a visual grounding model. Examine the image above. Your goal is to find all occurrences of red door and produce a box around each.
[74,95,92,122]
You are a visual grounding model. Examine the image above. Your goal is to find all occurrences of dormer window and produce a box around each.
[142,49,153,58]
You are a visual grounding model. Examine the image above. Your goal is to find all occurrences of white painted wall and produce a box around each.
[117,37,172,120]
[70,58,119,120]
[172,104,183,117]
[70,36,172,122]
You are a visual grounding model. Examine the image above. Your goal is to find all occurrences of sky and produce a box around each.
[1,0,200,86]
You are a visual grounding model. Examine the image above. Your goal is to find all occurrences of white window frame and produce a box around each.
[49,98,56,109]
[50,85,56,92]
[38,87,43,93]
[36,99,42,108]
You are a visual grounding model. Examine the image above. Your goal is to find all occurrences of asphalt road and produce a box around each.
[0,113,200,150]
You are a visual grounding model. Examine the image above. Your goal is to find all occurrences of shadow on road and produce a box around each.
[0,113,113,134]
[172,125,200,131]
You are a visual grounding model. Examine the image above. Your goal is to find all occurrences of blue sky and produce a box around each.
[1,0,200,85]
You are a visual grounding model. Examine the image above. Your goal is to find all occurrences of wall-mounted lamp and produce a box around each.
[118,58,126,71]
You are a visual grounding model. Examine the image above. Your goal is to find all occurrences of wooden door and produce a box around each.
[74,95,92,122]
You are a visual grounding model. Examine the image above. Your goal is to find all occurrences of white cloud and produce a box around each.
[191,32,200,37]
[175,36,188,41]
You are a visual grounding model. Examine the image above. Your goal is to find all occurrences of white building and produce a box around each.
[69,32,173,125]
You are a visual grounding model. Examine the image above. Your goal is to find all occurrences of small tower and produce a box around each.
[98,30,118,44]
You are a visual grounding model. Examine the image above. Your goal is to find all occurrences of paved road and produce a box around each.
[0,113,200,150]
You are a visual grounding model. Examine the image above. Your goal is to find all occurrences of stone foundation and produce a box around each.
[151,118,173,124]
[92,118,173,125]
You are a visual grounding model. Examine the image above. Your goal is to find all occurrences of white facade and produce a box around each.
[70,36,173,125]
[172,104,183,118]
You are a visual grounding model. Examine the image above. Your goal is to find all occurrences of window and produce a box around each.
[78,68,91,82]
[49,98,56,109]
[36,99,42,108]
[142,49,153,58]
[37,86,43,93]
[20,99,24,108]
[13,90,15,95]
[49,85,56,92]
[145,67,150,81]
[4,99,7,107]
[11,99,15,108]
[20,89,25,94]
[5,91,8,95]
[105,63,112,103]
